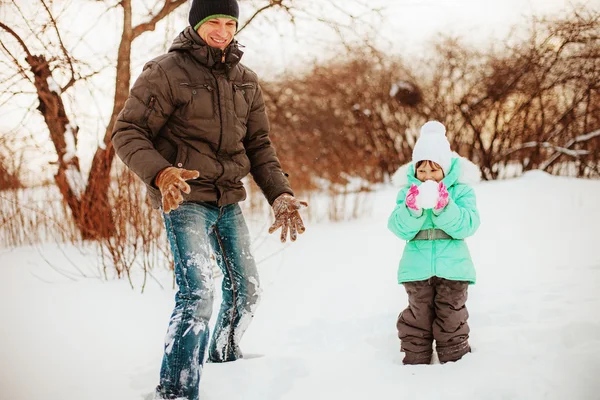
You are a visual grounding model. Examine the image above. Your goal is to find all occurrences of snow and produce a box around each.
[61,123,87,199]
[64,164,87,199]
[414,179,440,209]
[575,129,600,143]
[1,172,600,400]
[46,76,61,94]
[389,81,416,98]
[63,124,78,163]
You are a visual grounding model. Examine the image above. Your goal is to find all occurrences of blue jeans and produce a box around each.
[156,202,260,400]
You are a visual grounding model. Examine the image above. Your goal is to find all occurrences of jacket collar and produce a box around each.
[391,153,482,188]
[169,27,244,79]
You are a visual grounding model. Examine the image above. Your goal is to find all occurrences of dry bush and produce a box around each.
[97,166,172,291]
[0,165,173,291]
[432,8,600,179]
[0,159,22,191]
[262,48,422,193]
[0,132,23,191]
[0,184,78,248]
[262,8,599,186]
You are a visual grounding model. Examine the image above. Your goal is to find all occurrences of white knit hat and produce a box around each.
[412,120,452,175]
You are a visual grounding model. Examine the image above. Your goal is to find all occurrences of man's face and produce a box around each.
[197,18,237,50]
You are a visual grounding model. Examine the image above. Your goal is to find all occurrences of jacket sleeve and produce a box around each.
[111,62,175,187]
[387,187,427,240]
[432,184,480,239]
[244,82,293,205]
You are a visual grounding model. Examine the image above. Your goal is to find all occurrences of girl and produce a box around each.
[388,120,481,365]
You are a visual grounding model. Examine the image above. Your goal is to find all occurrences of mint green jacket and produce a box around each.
[387,157,481,284]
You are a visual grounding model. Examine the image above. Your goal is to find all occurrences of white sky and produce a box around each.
[238,0,598,77]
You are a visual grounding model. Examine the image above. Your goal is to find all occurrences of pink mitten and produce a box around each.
[435,182,449,211]
[405,184,420,211]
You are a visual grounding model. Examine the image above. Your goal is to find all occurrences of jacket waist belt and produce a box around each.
[411,229,454,241]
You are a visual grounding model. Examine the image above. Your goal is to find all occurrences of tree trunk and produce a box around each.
[79,0,134,240]
[26,53,101,238]
[83,0,189,239]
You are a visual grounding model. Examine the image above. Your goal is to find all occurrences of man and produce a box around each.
[111,0,307,398]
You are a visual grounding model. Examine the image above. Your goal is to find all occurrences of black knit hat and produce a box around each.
[189,0,239,31]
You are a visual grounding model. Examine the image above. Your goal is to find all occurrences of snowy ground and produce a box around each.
[1,171,599,400]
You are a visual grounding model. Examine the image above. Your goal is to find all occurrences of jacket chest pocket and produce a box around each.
[180,82,215,119]
[233,83,254,120]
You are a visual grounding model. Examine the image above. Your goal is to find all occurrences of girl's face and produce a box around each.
[416,160,444,183]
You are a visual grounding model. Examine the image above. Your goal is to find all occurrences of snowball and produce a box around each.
[416,180,439,209]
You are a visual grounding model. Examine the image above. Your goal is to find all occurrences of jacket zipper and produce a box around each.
[233,84,254,119]
[432,224,436,277]
[179,82,214,93]
[212,71,225,203]
[233,83,254,91]
[143,96,157,122]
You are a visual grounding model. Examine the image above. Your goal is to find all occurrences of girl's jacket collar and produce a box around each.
[391,153,481,188]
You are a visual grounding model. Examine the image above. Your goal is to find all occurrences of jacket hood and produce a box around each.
[169,26,244,72]
[391,153,481,188]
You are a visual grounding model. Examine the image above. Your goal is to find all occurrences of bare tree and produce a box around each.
[262,7,599,189]
[453,7,600,179]
[0,0,384,241]
[0,0,189,239]
[262,47,420,192]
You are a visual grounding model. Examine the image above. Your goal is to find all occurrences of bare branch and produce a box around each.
[0,89,36,109]
[539,129,600,171]
[10,0,47,51]
[0,39,32,84]
[132,0,187,40]
[575,129,600,143]
[69,2,122,56]
[237,1,284,34]
[0,21,33,58]
[39,0,76,92]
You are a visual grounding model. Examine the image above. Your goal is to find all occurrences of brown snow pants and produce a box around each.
[397,277,470,364]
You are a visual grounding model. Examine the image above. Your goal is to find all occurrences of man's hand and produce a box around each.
[155,167,200,213]
[268,193,308,243]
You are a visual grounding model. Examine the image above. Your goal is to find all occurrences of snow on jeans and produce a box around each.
[396,277,470,364]
[157,202,260,400]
